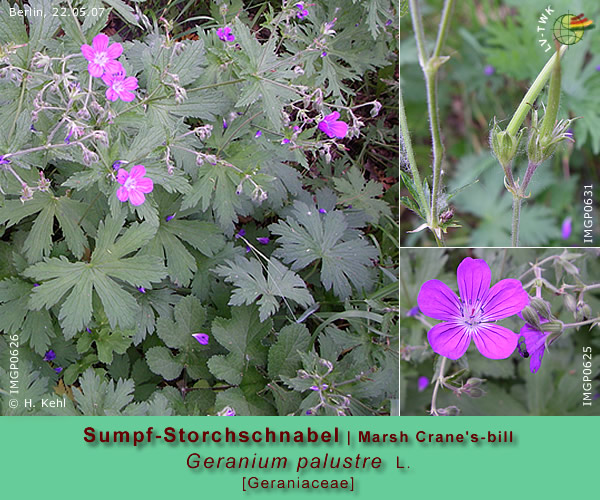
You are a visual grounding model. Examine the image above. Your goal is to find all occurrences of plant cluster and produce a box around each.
[0,0,399,416]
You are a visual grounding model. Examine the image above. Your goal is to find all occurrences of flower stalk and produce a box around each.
[408,0,455,245]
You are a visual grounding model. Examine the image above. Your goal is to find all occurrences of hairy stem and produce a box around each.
[563,317,600,329]
[399,88,430,221]
[409,0,455,245]
[511,194,521,247]
[430,356,448,416]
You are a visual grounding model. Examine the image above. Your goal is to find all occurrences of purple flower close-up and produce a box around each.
[417,376,429,392]
[518,313,554,374]
[281,138,290,144]
[137,286,146,293]
[235,228,246,239]
[0,155,11,165]
[484,65,495,76]
[561,216,572,240]
[255,130,262,138]
[54,367,63,374]
[318,208,327,214]
[192,333,209,345]
[321,51,327,57]
[417,257,529,360]
[81,33,124,78]
[165,214,175,222]
[296,2,308,19]
[217,26,235,42]
[256,237,270,245]
[102,71,138,102]
[43,350,56,362]
[318,111,348,139]
[116,164,154,206]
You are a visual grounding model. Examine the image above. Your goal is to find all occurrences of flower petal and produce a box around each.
[104,60,124,76]
[128,190,146,206]
[81,44,95,61]
[136,177,154,193]
[101,72,114,86]
[326,111,340,121]
[105,87,118,101]
[122,76,139,90]
[116,168,129,184]
[427,322,471,360]
[472,323,518,359]
[116,186,129,202]
[480,279,529,321]
[106,42,123,59]
[417,279,461,321]
[520,323,548,374]
[119,90,136,102]
[130,165,146,179]
[92,33,109,52]
[456,257,491,306]
[328,121,348,139]
[88,63,104,77]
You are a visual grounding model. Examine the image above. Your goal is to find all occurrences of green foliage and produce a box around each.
[270,201,379,299]
[214,256,314,321]
[0,0,397,416]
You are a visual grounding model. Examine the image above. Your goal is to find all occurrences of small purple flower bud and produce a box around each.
[596,65,600,71]
[255,130,262,138]
[0,155,11,165]
[64,129,73,144]
[281,138,290,144]
[54,367,63,374]
[235,228,246,239]
[310,383,329,391]
[561,217,572,240]
[321,51,327,57]
[33,283,40,287]
[43,350,56,362]
[137,287,146,293]
[192,333,209,345]
[318,208,327,214]
[256,237,270,245]
[484,65,495,76]
[223,118,228,129]
[224,408,236,416]
[86,328,92,333]
[245,245,251,253]
[305,410,312,415]
[112,161,123,170]
[30,124,37,132]
[418,376,429,392]
[347,204,352,209]
[165,214,175,222]
[406,306,420,317]
[385,19,393,26]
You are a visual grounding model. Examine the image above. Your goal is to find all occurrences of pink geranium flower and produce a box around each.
[81,33,124,78]
[417,257,529,360]
[116,165,153,206]
[217,26,235,42]
[318,111,348,139]
[102,71,138,102]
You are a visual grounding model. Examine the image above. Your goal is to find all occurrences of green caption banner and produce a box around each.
[1,417,597,497]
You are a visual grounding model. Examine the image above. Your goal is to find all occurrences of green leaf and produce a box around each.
[102,0,139,26]
[268,323,311,379]
[181,163,246,234]
[145,346,183,381]
[27,0,61,52]
[94,328,134,364]
[215,366,276,416]
[0,363,49,416]
[24,215,167,338]
[333,167,392,222]
[0,278,31,334]
[208,306,271,385]
[214,256,314,321]
[0,1,27,45]
[71,368,135,415]
[156,295,207,350]
[269,201,378,298]
[0,193,88,261]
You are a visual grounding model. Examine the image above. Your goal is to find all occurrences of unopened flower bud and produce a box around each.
[521,306,542,330]
[490,119,524,169]
[563,294,577,314]
[529,297,552,319]
[543,320,563,334]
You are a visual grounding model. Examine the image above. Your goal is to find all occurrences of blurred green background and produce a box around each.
[400,0,600,246]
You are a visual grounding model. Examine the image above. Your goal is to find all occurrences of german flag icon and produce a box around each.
[569,13,594,30]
